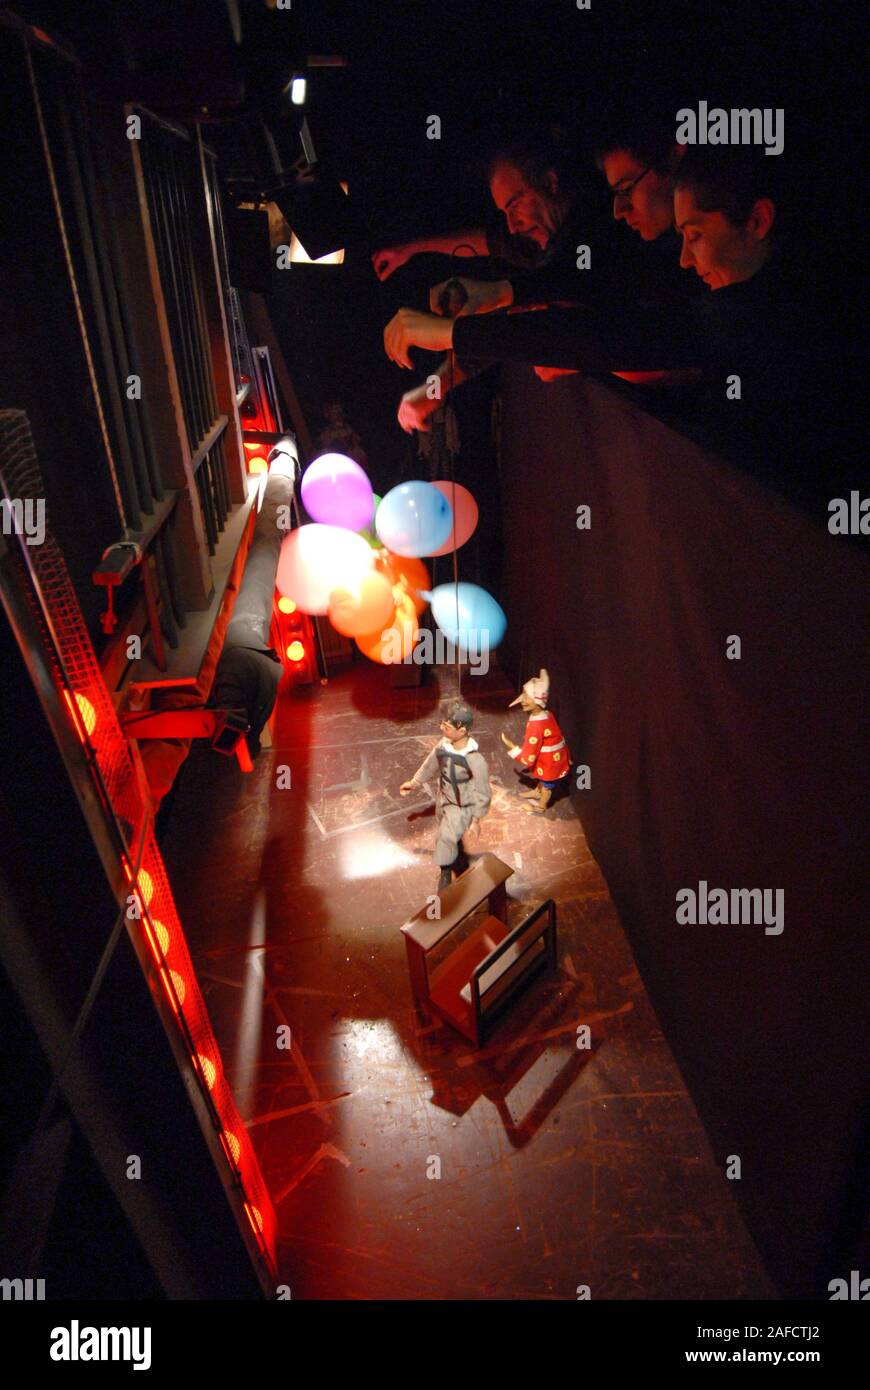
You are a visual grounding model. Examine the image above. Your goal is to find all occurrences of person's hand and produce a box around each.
[500,731,517,750]
[534,366,580,382]
[384,309,453,369]
[397,385,437,434]
[429,276,512,316]
[371,245,412,280]
[399,780,417,796]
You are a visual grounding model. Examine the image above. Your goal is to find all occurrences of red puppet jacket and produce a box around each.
[509,710,571,780]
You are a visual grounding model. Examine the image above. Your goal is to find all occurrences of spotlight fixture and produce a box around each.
[286,74,306,106]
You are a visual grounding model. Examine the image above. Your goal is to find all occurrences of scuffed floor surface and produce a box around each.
[163,659,776,1299]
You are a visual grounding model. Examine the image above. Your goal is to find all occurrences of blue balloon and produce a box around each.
[429,583,507,653]
[375,482,452,557]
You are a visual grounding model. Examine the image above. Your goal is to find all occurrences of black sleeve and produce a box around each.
[485,216,543,271]
[509,258,590,309]
[452,302,705,372]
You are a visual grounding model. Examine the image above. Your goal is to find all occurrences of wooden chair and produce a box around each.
[400,853,557,1048]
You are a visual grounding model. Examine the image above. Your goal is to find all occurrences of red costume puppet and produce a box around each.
[501,668,570,812]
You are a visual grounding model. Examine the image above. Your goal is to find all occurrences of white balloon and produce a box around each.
[276,524,375,615]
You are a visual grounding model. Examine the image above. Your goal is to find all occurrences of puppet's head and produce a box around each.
[509,668,549,713]
[440,699,474,742]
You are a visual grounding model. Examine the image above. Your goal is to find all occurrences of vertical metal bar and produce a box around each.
[164,137,208,443]
[172,140,214,434]
[140,556,167,670]
[195,467,217,553]
[157,519,187,632]
[90,119,164,505]
[53,80,142,529]
[66,84,155,514]
[211,437,229,528]
[181,145,219,424]
[143,131,198,448]
[149,533,179,648]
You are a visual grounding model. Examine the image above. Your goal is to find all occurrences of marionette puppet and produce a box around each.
[400,699,492,891]
[500,668,571,812]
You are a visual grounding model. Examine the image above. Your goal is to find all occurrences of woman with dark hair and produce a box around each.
[673,147,783,289]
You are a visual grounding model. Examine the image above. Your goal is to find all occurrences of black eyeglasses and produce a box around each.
[610,167,651,205]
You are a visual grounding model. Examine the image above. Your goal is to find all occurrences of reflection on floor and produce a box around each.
[163,658,776,1299]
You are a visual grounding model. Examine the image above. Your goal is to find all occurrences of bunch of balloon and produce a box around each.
[276,462,503,669]
[275,454,383,635]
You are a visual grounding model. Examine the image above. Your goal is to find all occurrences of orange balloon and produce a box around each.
[328,571,396,637]
[355,591,419,664]
[374,550,430,615]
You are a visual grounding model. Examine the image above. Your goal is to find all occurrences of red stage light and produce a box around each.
[287,640,305,661]
[223,1130,241,1164]
[277,596,296,614]
[63,689,97,740]
[248,456,268,475]
[197,1055,217,1090]
[76,693,97,735]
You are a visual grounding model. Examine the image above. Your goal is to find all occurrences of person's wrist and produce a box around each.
[496,279,514,309]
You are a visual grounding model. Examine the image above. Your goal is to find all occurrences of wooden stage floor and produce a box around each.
[163,658,776,1300]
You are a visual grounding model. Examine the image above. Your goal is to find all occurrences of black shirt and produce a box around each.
[487,200,698,312]
[454,256,842,508]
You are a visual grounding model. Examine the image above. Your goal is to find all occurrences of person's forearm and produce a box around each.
[436,355,469,390]
[452,304,703,372]
[407,228,488,258]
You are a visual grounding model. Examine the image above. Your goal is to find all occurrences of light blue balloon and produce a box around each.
[429,582,507,653]
[375,481,453,557]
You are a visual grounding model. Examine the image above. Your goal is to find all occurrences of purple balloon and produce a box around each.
[301,453,374,531]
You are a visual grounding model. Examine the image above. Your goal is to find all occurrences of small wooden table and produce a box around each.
[400,853,556,1047]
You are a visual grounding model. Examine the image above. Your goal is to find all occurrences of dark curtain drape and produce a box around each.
[498,368,869,1298]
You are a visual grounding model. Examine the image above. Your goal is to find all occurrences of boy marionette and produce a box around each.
[500,668,570,812]
[400,699,491,891]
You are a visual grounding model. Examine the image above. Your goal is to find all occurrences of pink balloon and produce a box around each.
[301,453,374,531]
[428,481,479,555]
